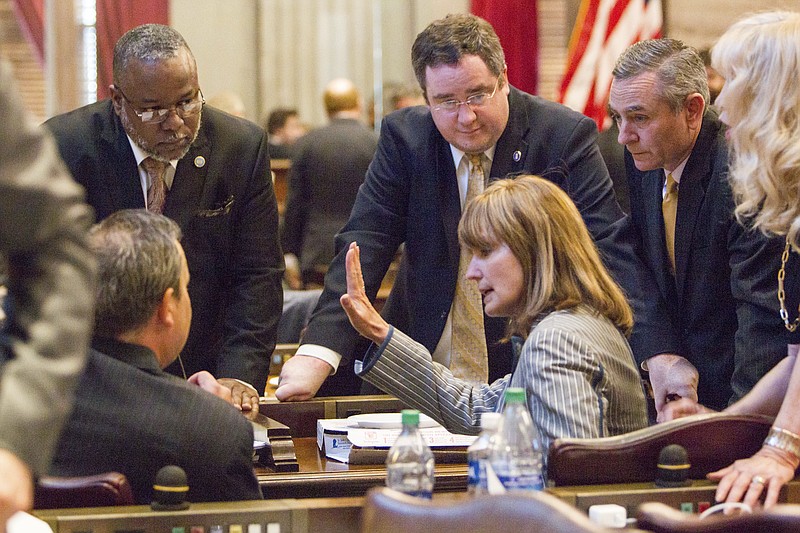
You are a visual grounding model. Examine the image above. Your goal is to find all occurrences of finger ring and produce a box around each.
[751,475,766,486]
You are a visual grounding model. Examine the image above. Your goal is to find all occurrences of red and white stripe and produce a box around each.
[558,0,662,129]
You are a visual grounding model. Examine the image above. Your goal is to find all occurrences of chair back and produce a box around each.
[360,487,610,533]
[34,472,134,509]
[636,501,800,533]
[548,413,773,486]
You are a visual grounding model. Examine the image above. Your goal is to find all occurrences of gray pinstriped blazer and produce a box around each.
[358,304,648,462]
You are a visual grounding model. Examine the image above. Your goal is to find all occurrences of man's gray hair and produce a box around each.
[612,39,709,112]
[90,209,183,338]
[113,24,192,86]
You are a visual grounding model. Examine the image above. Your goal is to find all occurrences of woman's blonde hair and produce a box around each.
[712,11,800,248]
[458,175,633,337]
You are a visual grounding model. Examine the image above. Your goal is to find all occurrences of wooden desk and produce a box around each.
[256,396,468,499]
[257,437,468,499]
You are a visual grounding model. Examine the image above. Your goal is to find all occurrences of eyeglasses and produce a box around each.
[431,75,502,114]
[117,88,204,124]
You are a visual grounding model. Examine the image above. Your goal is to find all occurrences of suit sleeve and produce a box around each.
[521,328,607,453]
[215,131,283,393]
[549,114,675,363]
[358,327,505,435]
[729,215,792,402]
[280,141,308,257]
[0,60,96,474]
[299,118,411,365]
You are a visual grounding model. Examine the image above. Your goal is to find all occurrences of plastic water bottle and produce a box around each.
[385,409,435,498]
[488,387,544,492]
[467,412,501,495]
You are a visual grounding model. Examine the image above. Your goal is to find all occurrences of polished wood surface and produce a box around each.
[260,395,406,438]
[257,437,468,499]
[549,413,775,486]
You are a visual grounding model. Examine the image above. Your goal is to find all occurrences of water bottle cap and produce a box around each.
[479,412,501,430]
[504,387,526,404]
[401,409,420,426]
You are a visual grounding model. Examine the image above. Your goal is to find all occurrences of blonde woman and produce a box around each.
[663,11,800,509]
[340,176,648,461]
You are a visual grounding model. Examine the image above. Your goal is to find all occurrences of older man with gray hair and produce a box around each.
[608,38,788,419]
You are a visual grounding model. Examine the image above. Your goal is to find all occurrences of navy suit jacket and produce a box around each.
[44,102,283,393]
[303,87,660,395]
[626,110,791,409]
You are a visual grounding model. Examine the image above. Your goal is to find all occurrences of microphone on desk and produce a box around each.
[151,465,191,511]
[655,444,691,487]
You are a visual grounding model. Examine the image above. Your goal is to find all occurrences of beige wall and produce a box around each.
[169,0,798,129]
[4,0,792,123]
[170,0,468,127]
[667,0,800,49]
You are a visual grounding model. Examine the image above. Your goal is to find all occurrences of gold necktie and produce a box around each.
[450,153,489,383]
[142,157,168,214]
[662,172,678,273]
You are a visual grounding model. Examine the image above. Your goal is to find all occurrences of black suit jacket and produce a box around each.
[44,101,283,393]
[281,117,378,277]
[49,337,262,504]
[626,111,790,409]
[303,87,658,395]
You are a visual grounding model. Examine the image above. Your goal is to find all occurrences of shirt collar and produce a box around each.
[126,135,179,170]
[664,156,689,185]
[91,336,165,376]
[450,144,496,171]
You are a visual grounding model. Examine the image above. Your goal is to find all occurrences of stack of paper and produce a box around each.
[316,415,477,464]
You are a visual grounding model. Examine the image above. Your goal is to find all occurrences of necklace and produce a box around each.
[778,235,800,332]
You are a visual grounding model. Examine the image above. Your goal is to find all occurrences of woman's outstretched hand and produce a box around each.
[340,242,390,345]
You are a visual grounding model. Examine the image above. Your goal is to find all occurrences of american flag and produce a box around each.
[557,0,663,129]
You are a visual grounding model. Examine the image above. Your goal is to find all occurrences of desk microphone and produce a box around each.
[151,465,190,511]
[655,444,691,487]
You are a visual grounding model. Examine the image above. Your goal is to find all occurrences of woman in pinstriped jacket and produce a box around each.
[340,175,648,466]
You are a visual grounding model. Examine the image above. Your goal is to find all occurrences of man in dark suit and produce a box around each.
[608,39,788,417]
[49,210,262,504]
[44,24,283,404]
[276,13,661,399]
[282,78,378,286]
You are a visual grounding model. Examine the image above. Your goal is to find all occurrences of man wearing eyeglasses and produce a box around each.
[277,13,657,400]
[45,24,283,412]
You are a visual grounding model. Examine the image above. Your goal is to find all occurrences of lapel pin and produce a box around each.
[512,150,522,162]
[194,156,206,168]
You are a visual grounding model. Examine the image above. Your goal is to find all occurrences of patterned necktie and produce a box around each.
[142,157,168,214]
[450,153,489,383]
[662,172,678,273]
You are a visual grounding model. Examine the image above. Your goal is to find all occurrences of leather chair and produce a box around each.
[360,486,611,533]
[34,472,134,509]
[636,501,800,533]
[547,413,774,486]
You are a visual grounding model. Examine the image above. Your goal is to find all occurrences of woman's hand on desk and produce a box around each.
[708,445,799,510]
[340,242,389,345]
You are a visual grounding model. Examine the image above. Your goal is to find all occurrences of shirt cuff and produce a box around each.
[295,343,342,374]
[232,379,258,392]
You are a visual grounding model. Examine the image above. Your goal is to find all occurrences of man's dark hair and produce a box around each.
[411,13,506,96]
[265,108,299,135]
